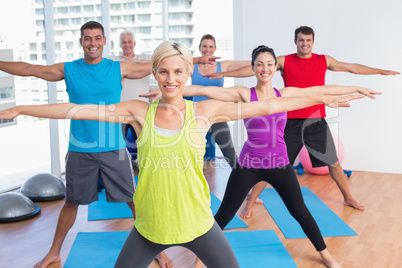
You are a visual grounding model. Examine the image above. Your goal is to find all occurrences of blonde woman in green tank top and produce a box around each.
[0,41,366,268]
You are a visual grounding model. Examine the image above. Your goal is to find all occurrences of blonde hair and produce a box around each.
[151,41,193,74]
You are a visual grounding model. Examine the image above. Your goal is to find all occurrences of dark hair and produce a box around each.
[294,26,315,40]
[80,21,105,38]
[251,45,277,66]
[199,34,216,48]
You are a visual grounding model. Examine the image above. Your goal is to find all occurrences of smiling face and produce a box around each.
[295,33,314,58]
[252,52,277,83]
[153,55,191,99]
[120,34,136,57]
[80,28,106,64]
[199,38,216,57]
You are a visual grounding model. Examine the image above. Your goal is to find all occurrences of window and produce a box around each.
[72,18,82,25]
[0,118,15,125]
[137,27,152,34]
[30,43,38,52]
[70,6,81,13]
[57,7,69,14]
[111,4,121,11]
[111,16,122,24]
[0,87,13,99]
[84,5,95,13]
[36,20,44,28]
[35,8,44,16]
[137,14,151,23]
[137,2,151,9]
[66,42,74,50]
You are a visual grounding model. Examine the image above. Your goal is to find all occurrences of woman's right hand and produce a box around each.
[357,87,382,99]
[324,94,364,108]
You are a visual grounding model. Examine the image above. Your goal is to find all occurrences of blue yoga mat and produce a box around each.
[259,187,357,238]
[88,180,247,229]
[87,190,133,221]
[225,230,297,268]
[65,230,296,268]
[64,232,125,268]
[210,193,248,230]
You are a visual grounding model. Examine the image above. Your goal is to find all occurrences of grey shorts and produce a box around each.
[65,148,135,205]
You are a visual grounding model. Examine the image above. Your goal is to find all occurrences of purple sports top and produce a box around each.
[238,87,290,169]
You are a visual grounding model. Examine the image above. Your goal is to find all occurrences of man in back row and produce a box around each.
[206,26,399,217]
[107,30,152,174]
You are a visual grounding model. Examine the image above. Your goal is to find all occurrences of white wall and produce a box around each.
[233,0,402,174]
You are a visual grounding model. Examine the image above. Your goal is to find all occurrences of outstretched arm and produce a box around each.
[220,60,251,72]
[0,101,147,124]
[183,85,249,102]
[193,55,222,65]
[281,85,382,99]
[199,94,364,125]
[121,61,152,79]
[140,85,250,103]
[203,65,254,79]
[326,55,400,75]
[0,61,65,81]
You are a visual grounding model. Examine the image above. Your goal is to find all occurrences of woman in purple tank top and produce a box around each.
[181,45,380,268]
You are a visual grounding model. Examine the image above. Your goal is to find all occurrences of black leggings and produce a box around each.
[214,164,326,251]
[114,222,239,268]
[209,122,238,168]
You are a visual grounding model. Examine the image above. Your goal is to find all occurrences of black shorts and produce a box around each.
[284,118,338,167]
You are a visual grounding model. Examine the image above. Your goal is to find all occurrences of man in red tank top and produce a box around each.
[205,26,399,212]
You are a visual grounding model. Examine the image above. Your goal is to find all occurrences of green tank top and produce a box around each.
[134,100,214,244]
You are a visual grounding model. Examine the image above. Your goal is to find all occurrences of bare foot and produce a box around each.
[319,249,342,268]
[246,193,264,204]
[254,197,263,204]
[344,199,365,210]
[34,253,61,268]
[155,251,173,268]
[239,203,253,219]
[194,257,206,268]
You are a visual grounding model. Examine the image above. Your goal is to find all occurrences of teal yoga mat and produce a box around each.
[210,193,248,229]
[259,187,357,238]
[65,230,296,268]
[88,178,247,229]
[225,230,297,268]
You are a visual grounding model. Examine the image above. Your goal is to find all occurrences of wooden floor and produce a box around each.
[1,158,402,268]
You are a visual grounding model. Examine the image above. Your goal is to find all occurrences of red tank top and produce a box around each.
[282,53,327,118]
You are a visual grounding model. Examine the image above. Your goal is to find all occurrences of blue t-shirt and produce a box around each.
[191,62,224,102]
[64,58,126,153]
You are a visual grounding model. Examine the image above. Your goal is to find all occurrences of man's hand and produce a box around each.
[381,70,400,75]
[0,106,20,120]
